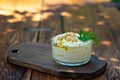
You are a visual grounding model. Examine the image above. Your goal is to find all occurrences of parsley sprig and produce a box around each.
[78,30,100,45]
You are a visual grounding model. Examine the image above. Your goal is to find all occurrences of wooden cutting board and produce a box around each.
[7,42,107,79]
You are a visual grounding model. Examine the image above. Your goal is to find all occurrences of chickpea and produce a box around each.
[65,32,71,36]
[66,36,71,42]
[70,32,75,36]
[71,37,77,42]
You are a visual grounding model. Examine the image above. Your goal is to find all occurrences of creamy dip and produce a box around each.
[51,32,93,66]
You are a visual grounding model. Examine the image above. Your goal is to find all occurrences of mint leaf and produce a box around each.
[78,30,100,45]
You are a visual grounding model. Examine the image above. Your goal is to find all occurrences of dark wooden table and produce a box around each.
[0,2,120,80]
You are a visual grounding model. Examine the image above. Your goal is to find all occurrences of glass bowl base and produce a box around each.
[53,57,91,66]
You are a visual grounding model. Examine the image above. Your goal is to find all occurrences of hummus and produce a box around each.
[51,32,93,66]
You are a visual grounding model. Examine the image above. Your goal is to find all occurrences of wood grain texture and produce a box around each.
[0,2,120,80]
[0,15,24,80]
[31,1,64,80]
[92,4,120,80]
[63,4,99,33]
[38,1,63,43]
[8,42,107,79]
[0,11,39,80]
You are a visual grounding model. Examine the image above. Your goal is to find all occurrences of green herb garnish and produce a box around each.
[78,30,100,45]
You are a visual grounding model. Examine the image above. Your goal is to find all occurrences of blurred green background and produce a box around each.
[112,0,120,2]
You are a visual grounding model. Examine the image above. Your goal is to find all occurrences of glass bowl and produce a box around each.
[51,36,93,66]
